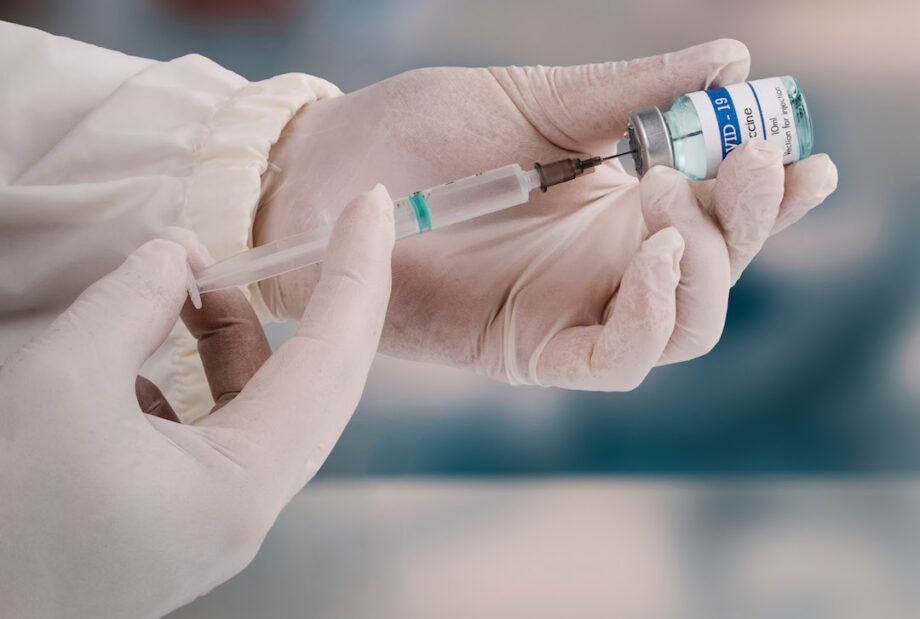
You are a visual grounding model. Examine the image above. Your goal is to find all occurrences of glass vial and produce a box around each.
[627,76,813,180]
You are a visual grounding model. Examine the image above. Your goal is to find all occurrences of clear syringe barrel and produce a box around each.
[392,163,537,236]
[192,164,540,295]
[194,229,330,293]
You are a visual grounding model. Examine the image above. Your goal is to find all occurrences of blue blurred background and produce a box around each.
[5,0,918,616]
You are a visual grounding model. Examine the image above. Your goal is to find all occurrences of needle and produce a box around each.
[601,150,637,161]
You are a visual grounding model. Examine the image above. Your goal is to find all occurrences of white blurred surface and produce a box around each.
[168,479,920,619]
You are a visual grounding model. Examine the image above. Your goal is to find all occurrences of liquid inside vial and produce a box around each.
[629,76,814,180]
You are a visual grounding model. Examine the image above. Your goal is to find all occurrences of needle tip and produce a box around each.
[601,150,637,161]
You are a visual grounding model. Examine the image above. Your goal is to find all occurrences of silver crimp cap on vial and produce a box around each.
[626,107,673,177]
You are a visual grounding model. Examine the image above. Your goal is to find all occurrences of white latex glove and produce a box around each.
[0,187,394,618]
[255,39,838,390]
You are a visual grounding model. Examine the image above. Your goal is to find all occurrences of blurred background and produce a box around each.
[3,0,918,617]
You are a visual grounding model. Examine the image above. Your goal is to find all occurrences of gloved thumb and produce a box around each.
[199,185,395,504]
[35,239,189,381]
[489,39,750,152]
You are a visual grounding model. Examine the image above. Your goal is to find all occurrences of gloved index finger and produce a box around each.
[28,238,190,384]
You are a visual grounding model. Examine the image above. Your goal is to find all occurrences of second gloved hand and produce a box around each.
[255,39,838,390]
[0,187,394,618]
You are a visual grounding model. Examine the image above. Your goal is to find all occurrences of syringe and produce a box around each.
[187,152,633,308]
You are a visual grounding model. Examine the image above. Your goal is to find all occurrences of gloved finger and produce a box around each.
[772,153,838,235]
[199,185,395,501]
[135,375,180,423]
[39,239,188,380]
[640,166,731,364]
[536,227,683,390]
[710,140,785,284]
[162,228,272,415]
[489,39,750,151]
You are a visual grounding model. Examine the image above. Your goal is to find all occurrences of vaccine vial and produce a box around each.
[626,76,813,180]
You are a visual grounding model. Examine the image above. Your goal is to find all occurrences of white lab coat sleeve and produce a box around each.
[0,21,341,421]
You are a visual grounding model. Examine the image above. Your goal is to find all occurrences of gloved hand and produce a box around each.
[255,39,838,390]
[0,187,394,618]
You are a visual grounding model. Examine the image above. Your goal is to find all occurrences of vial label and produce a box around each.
[687,77,800,178]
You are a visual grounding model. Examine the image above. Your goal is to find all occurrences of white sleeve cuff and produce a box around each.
[155,72,341,423]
